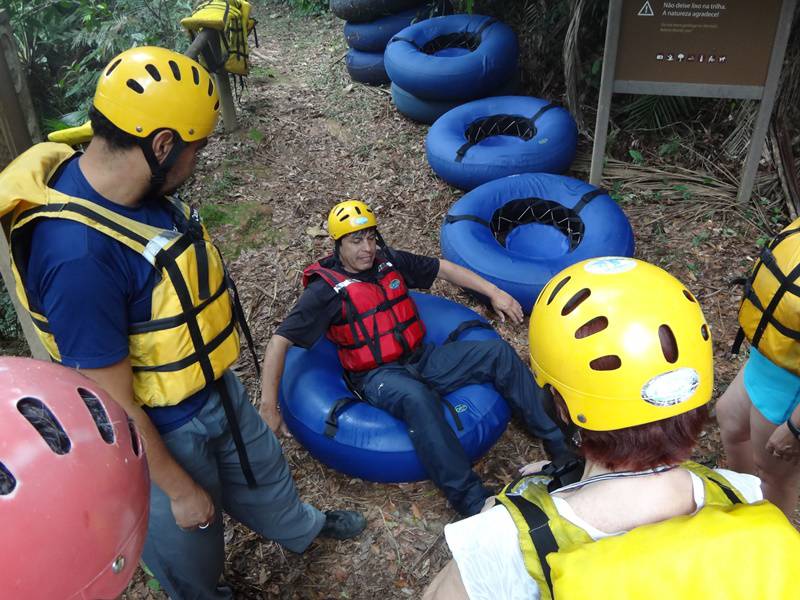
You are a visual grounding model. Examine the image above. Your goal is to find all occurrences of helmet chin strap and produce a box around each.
[541,385,582,451]
[137,130,187,198]
[374,229,397,262]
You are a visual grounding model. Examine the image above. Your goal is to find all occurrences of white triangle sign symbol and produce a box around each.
[638,1,655,16]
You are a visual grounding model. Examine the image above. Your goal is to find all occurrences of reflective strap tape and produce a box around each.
[142,233,179,267]
[333,279,357,294]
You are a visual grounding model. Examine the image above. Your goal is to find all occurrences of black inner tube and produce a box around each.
[490,198,585,251]
[465,114,537,146]
[422,31,481,54]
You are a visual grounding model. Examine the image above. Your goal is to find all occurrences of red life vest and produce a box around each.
[303,254,426,372]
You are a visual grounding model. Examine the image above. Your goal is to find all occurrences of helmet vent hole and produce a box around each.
[561,288,591,316]
[207,79,214,96]
[339,215,349,222]
[701,324,709,341]
[590,355,621,371]
[126,79,145,94]
[0,461,16,495]
[547,276,571,305]
[17,398,71,455]
[575,316,608,339]
[128,419,141,457]
[191,65,199,84]
[354,205,362,214]
[145,64,161,82]
[106,58,122,76]
[78,388,115,444]
[683,290,696,303]
[169,60,181,81]
[659,325,679,363]
[214,99,220,111]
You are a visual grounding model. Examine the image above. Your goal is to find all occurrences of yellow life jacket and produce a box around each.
[181,0,257,76]
[734,218,800,375]
[0,143,241,407]
[496,461,800,600]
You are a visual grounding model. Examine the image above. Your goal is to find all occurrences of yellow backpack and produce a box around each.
[181,0,257,76]
[734,217,800,375]
[497,462,800,600]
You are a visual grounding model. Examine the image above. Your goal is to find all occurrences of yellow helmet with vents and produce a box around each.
[328,200,377,240]
[93,47,219,142]
[529,257,713,431]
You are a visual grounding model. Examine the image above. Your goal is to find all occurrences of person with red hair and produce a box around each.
[424,257,800,600]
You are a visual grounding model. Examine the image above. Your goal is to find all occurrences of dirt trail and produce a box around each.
[124,4,784,599]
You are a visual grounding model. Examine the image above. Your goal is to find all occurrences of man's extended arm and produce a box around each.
[259,334,293,436]
[436,258,523,324]
[81,358,215,529]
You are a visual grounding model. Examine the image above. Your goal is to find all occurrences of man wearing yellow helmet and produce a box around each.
[424,257,800,599]
[260,200,569,516]
[0,47,364,599]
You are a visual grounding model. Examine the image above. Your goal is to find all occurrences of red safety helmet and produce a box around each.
[0,357,150,599]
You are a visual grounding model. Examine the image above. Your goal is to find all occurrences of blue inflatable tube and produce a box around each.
[391,73,518,124]
[346,48,390,85]
[426,95,578,191]
[384,14,518,101]
[279,292,511,483]
[440,173,635,313]
[344,3,451,52]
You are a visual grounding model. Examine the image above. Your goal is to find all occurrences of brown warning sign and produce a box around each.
[616,0,782,86]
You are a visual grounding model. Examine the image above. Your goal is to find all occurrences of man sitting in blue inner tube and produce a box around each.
[260,199,570,516]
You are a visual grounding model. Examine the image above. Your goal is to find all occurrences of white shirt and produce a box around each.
[444,469,763,600]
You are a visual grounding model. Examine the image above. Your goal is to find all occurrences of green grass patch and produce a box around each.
[200,200,281,259]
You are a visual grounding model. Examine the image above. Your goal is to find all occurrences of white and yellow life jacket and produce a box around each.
[0,143,241,407]
[496,461,800,600]
[734,217,800,375]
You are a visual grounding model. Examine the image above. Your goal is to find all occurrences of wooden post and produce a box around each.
[0,9,48,359]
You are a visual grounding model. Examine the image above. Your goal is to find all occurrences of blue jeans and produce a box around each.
[354,339,563,515]
[142,371,325,599]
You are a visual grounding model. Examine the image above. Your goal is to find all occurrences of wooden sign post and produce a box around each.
[591,0,796,206]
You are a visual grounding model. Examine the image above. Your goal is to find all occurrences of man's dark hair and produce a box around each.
[88,105,140,151]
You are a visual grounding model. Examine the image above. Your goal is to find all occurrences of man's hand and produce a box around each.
[766,423,800,464]
[489,288,523,324]
[260,403,291,437]
[171,483,216,530]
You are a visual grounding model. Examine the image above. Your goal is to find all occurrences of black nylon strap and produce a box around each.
[216,378,257,488]
[324,397,360,438]
[572,188,606,214]
[224,268,261,378]
[455,103,558,163]
[132,319,235,373]
[706,475,742,505]
[751,260,800,349]
[505,494,558,596]
[731,326,747,356]
[471,17,498,38]
[444,214,491,228]
[389,35,421,50]
[444,319,494,344]
[128,281,227,334]
[441,397,464,431]
[528,102,558,126]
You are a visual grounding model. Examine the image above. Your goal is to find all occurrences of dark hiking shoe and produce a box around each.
[318,510,367,540]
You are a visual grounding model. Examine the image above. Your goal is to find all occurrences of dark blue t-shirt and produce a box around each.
[25,155,209,432]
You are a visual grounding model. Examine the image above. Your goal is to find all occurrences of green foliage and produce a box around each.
[628,148,644,164]
[616,95,698,131]
[7,0,195,130]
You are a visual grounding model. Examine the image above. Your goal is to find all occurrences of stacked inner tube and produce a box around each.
[440,173,635,313]
[385,14,519,123]
[426,95,579,190]
[331,0,453,86]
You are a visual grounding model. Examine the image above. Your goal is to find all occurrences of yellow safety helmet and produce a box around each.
[529,257,713,432]
[328,200,377,240]
[94,46,219,142]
